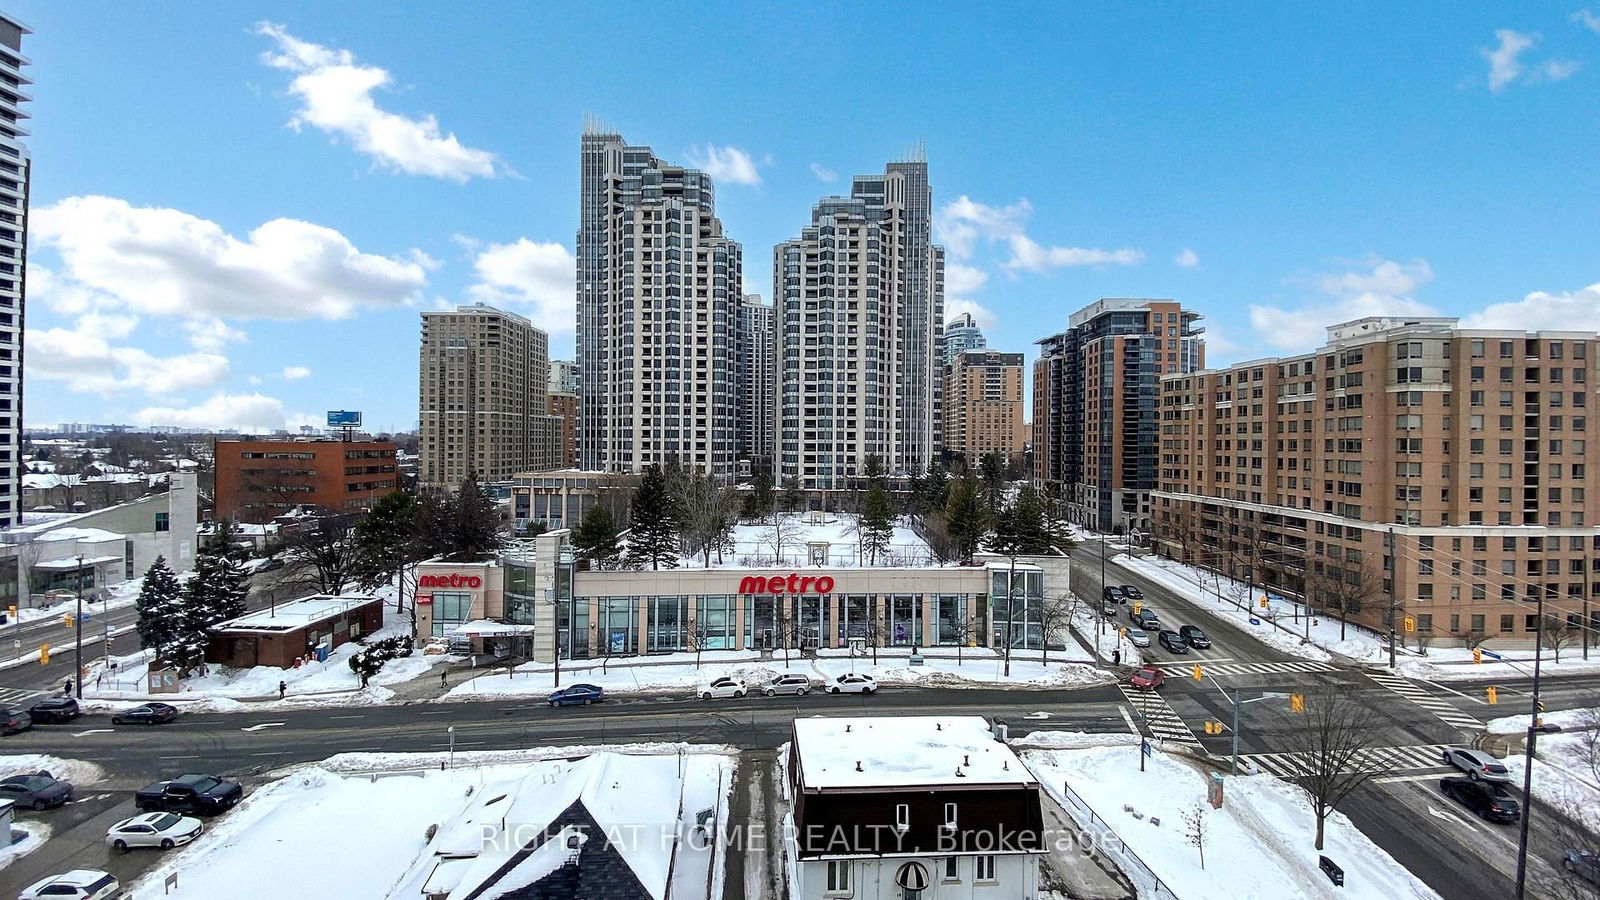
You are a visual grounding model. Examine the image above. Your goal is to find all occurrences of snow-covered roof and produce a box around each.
[449,620,536,636]
[792,716,1036,791]
[32,526,125,544]
[33,554,123,570]
[211,595,377,633]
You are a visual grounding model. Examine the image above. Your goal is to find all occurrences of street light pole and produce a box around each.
[1004,555,1016,678]
[447,725,456,770]
[1386,527,1398,670]
[1513,593,1547,900]
[74,554,84,699]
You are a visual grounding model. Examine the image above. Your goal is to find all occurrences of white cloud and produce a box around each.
[256,22,505,181]
[133,392,302,434]
[1462,281,1600,331]
[466,238,577,331]
[282,365,312,380]
[1250,255,1439,351]
[33,195,430,322]
[684,145,762,185]
[945,298,996,331]
[935,195,1141,273]
[809,163,837,183]
[1574,8,1600,35]
[1003,235,1143,273]
[1538,58,1583,82]
[1483,29,1538,92]
[29,318,230,396]
[183,318,248,353]
[945,263,989,297]
[1197,325,1247,365]
[1174,247,1200,268]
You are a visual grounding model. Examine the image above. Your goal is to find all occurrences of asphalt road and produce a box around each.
[0,551,1596,899]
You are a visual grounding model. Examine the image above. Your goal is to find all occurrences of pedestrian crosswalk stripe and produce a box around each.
[1365,673,1482,728]
[0,687,44,704]
[1241,743,1451,779]
[1156,661,1339,677]
[1118,684,1204,750]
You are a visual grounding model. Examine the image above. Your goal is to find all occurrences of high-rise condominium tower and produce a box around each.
[1034,298,1204,534]
[419,304,554,486]
[0,15,27,529]
[577,126,744,478]
[776,158,944,494]
[943,311,986,365]
[736,294,776,471]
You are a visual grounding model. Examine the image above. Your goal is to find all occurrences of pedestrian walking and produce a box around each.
[62,677,72,696]
[1112,648,1122,666]
[277,680,287,700]
[439,669,448,689]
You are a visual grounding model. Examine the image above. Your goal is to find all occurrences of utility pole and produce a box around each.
[74,554,85,699]
[1003,554,1016,677]
[1386,527,1398,669]
[1513,593,1547,900]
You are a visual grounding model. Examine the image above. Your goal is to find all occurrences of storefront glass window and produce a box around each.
[559,598,589,659]
[936,595,968,645]
[842,595,872,643]
[696,595,735,650]
[431,591,471,636]
[598,597,637,656]
[648,596,686,653]
[889,595,920,646]
[797,595,823,650]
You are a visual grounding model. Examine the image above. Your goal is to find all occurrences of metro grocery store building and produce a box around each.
[413,519,1065,661]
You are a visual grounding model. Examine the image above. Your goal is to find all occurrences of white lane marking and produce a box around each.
[241,722,286,732]
[1023,712,1050,720]
[1423,680,1490,706]
[415,710,453,716]
[251,751,290,757]
[1428,803,1484,834]
[72,728,114,737]
[1119,706,1138,734]
[1373,772,1450,784]
[326,714,366,720]
[158,755,200,760]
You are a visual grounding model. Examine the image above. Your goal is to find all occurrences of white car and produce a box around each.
[697,676,747,700]
[827,673,878,694]
[18,869,121,900]
[1442,746,1513,782]
[1126,629,1151,648]
[106,811,203,851]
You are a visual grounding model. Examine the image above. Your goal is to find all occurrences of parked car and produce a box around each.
[1561,850,1600,885]
[1441,747,1512,782]
[1177,625,1211,649]
[257,557,286,572]
[112,702,179,726]
[106,812,203,851]
[1157,630,1190,654]
[1100,600,1118,616]
[0,772,74,810]
[1103,585,1125,603]
[17,870,121,900]
[1439,776,1521,822]
[27,696,81,724]
[698,677,748,700]
[546,684,604,707]
[135,774,243,815]
[1120,585,1144,600]
[1,706,32,735]
[760,674,813,697]
[1128,666,1165,690]
[1131,609,1160,630]
[828,673,878,694]
[1126,628,1151,648]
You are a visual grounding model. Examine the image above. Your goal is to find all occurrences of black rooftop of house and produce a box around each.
[457,800,653,900]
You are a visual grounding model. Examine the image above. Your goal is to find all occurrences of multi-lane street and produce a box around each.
[0,552,1593,898]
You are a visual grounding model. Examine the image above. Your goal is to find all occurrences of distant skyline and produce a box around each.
[14,2,1600,432]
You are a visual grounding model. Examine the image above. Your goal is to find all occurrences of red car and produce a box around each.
[1128,666,1165,691]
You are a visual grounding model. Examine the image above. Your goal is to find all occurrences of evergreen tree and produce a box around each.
[781,475,805,514]
[352,490,419,591]
[743,465,775,521]
[449,475,502,561]
[944,474,987,563]
[571,504,622,569]
[134,556,183,661]
[921,459,950,513]
[626,464,681,571]
[860,481,895,565]
[1010,485,1054,554]
[201,518,252,563]
[979,451,1007,509]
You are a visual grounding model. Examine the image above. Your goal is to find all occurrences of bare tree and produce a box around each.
[280,510,362,595]
[1280,683,1384,850]
[679,472,738,567]
[1530,785,1600,900]
[1544,614,1583,665]
[1460,629,1490,652]
[685,616,713,670]
[1182,801,1209,870]
[1036,594,1080,668]
[1573,703,1600,785]
[765,513,803,566]
[1309,559,1384,641]
[943,618,975,667]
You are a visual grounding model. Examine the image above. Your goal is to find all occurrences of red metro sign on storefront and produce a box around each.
[737,573,835,595]
[418,574,483,589]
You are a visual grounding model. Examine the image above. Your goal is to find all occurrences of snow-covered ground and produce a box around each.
[1069,602,1141,665]
[1024,744,1439,900]
[675,513,943,568]
[128,745,736,900]
[1497,730,1600,836]
[2,575,143,633]
[1487,707,1594,735]
[445,645,1109,700]
[0,754,106,787]
[1395,645,1600,681]
[0,822,49,871]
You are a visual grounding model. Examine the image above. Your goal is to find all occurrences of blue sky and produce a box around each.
[14,1,1600,433]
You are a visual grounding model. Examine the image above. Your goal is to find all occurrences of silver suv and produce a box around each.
[1442,746,1512,782]
[760,674,813,697]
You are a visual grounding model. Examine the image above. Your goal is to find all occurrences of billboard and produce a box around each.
[327,410,363,428]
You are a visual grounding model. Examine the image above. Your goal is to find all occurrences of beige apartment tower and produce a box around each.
[1153,316,1600,648]
[943,349,1027,465]
[419,304,554,486]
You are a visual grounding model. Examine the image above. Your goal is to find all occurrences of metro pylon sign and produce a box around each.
[737,573,836,595]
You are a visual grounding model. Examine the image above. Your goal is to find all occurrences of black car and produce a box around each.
[1562,850,1600,885]
[1120,585,1144,600]
[1157,630,1190,654]
[0,772,74,810]
[112,703,180,726]
[1103,585,1125,603]
[1178,625,1211,649]
[1,706,31,735]
[28,696,81,724]
[1440,776,1521,822]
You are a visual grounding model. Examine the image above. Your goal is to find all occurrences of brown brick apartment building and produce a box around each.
[1035,298,1205,534]
[214,439,398,523]
[1153,316,1599,648]
[943,349,1027,465]
[548,391,578,468]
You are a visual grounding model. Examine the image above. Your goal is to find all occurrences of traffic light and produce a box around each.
[63,613,73,628]
[1403,615,1416,633]
[1119,627,1128,638]
[1537,699,1546,713]
[1486,686,1498,705]
[1472,647,1483,664]
[1204,720,1224,735]
[38,643,48,665]
[1290,693,1305,713]
[1192,665,1204,682]
[1259,596,1269,609]
[1132,601,1143,615]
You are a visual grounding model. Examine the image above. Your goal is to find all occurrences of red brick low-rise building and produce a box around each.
[213,439,398,523]
[204,595,384,669]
